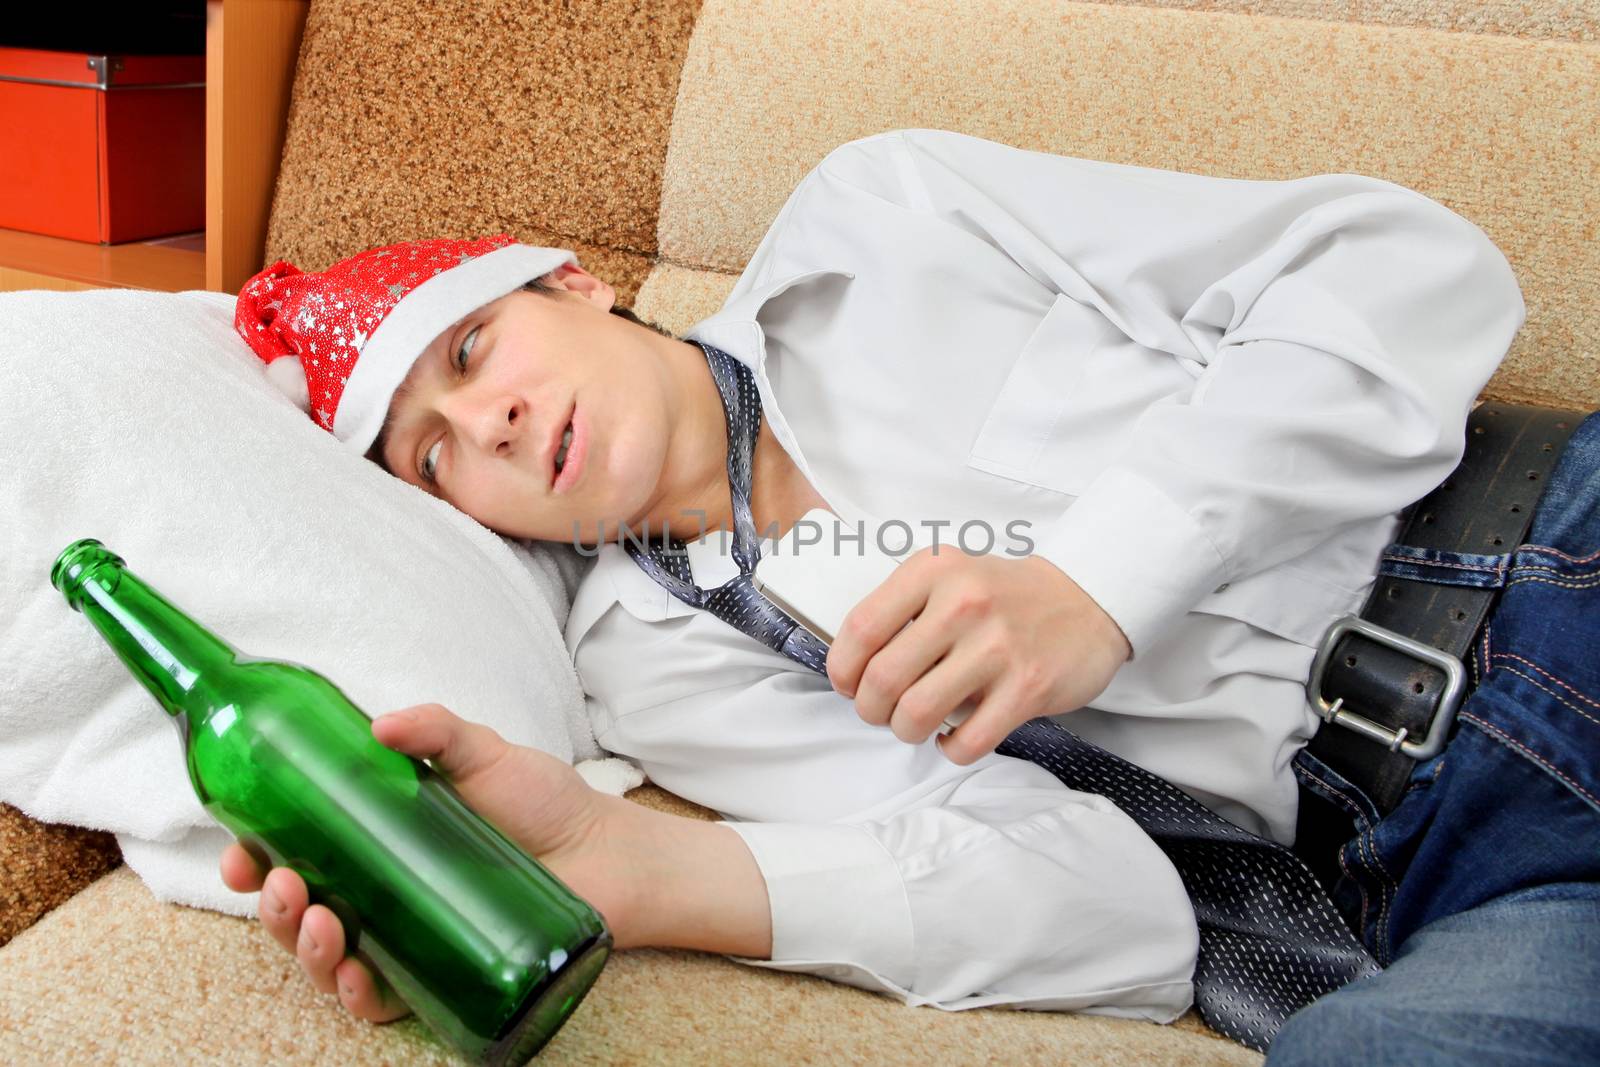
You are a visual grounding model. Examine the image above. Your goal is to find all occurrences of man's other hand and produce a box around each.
[826,549,1131,765]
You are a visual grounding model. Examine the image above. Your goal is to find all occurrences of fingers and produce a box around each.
[850,615,953,729]
[257,866,308,956]
[371,703,510,783]
[256,868,346,998]
[295,904,348,996]
[886,646,993,745]
[938,677,1026,767]
[826,549,941,698]
[250,864,411,1022]
[220,841,266,892]
[334,956,414,1022]
[257,867,343,997]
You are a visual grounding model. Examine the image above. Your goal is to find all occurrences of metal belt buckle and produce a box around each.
[1306,615,1468,761]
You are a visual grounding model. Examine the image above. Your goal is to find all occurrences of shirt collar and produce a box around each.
[684,266,857,371]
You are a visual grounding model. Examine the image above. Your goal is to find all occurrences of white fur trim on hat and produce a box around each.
[263,353,312,414]
[333,244,577,454]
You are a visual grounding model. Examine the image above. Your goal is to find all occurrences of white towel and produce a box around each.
[0,287,644,918]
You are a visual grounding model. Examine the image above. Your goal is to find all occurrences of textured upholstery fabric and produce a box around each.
[262,0,707,307]
[261,0,1598,409]
[1085,0,1597,42]
[657,0,1597,409]
[0,787,1257,1067]
[0,804,119,948]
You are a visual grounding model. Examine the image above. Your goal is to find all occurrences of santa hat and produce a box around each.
[234,234,576,455]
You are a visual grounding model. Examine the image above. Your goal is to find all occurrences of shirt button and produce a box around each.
[1214,582,1230,594]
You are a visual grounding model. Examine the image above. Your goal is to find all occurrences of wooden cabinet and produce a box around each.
[0,0,308,295]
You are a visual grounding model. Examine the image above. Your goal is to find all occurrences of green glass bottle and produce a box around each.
[51,538,611,1065]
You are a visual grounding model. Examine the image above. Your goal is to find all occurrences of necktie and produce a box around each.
[626,339,1381,1052]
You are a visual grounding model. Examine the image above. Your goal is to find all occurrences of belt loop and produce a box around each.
[1375,545,1511,589]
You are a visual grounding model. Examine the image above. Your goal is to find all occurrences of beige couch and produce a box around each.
[3,1,1595,1062]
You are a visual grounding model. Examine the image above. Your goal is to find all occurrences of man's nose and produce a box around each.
[457,394,526,456]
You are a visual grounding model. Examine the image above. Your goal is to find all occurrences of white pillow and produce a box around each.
[0,288,636,917]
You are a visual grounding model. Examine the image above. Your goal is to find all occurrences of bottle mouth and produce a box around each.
[51,538,124,609]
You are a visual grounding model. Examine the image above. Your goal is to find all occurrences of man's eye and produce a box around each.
[420,439,443,484]
[455,326,479,374]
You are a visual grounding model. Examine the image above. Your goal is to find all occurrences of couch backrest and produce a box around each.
[266,0,1598,408]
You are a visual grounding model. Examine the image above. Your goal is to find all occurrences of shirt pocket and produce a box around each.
[965,293,1191,496]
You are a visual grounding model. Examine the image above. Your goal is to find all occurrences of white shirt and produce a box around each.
[564,128,1525,1021]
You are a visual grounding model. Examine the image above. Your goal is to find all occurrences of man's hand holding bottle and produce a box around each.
[220,703,646,1023]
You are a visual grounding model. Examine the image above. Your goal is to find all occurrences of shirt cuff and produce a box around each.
[715,820,916,985]
[1031,466,1227,657]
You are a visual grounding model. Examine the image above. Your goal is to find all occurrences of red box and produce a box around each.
[0,47,205,244]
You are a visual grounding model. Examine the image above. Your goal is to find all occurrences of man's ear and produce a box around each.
[546,263,616,313]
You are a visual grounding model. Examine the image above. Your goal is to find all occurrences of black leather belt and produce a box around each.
[1295,402,1585,877]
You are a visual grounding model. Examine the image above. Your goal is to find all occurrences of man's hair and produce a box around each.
[364,275,675,474]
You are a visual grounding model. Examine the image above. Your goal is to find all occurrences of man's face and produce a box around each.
[377,265,676,545]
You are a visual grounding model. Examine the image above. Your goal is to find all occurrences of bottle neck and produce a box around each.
[61,550,240,721]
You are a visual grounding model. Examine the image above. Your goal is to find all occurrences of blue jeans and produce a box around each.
[1271,412,1600,1066]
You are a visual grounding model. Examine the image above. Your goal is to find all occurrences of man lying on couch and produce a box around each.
[221,128,1600,1063]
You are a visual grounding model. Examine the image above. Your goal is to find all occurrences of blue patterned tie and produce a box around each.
[626,340,1381,1052]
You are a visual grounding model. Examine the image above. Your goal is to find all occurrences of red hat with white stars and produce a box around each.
[234,234,576,454]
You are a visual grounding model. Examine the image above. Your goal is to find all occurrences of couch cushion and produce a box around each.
[0,784,1260,1066]
[1088,0,1597,43]
[658,0,1598,410]
[264,0,707,309]
[0,803,119,949]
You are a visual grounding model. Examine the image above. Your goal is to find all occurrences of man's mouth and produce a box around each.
[552,403,586,494]
[554,423,573,474]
